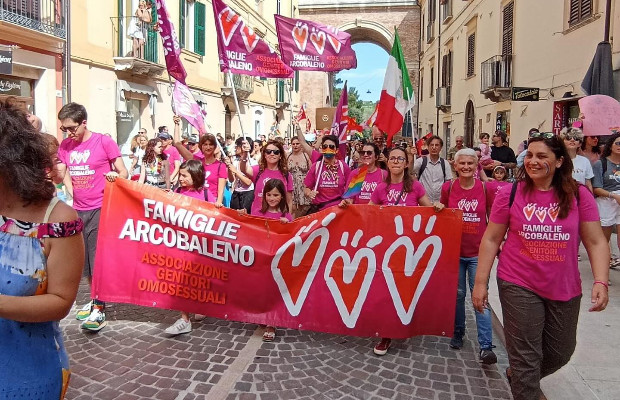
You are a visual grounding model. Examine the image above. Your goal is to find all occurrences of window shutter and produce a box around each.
[467,34,475,77]
[448,51,453,86]
[194,1,205,55]
[294,71,299,92]
[581,0,592,20]
[502,2,514,56]
[179,0,185,48]
[569,0,592,25]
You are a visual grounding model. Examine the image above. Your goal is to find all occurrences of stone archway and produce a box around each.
[298,1,420,129]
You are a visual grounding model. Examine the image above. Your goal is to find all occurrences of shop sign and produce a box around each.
[116,111,133,123]
[511,87,539,101]
[0,77,29,96]
[552,102,564,135]
[0,50,12,75]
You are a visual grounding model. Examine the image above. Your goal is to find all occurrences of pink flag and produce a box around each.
[212,0,293,78]
[173,81,207,135]
[332,81,349,146]
[155,0,187,84]
[274,15,357,72]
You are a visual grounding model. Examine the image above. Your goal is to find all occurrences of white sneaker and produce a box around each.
[165,318,191,335]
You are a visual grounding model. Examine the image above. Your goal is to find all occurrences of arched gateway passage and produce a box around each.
[298,0,420,128]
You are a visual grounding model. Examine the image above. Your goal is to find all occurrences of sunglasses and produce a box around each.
[564,134,583,142]
[188,142,197,146]
[265,149,281,155]
[360,150,375,156]
[529,132,554,139]
[322,144,337,150]
[614,141,620,147]
[388,156,406,163]
[60,123,81,133]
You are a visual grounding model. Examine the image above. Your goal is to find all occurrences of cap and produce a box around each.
[187,134,199,144]
[158,132,172,140]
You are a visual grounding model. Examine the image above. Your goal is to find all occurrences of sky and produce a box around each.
[336,42,388,102]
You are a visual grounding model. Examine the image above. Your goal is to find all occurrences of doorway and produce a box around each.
[464,100,475,147]
[117,98,141,171]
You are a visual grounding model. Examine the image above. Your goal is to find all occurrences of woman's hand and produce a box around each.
[279,217,289,224]
[471,283,488,313]
[105,171,120,182]
[338,199,353,208]
[432,202,445,212]
[306,190,318,201]
[173,115,181,125]
[589,283,609,312]
[215,201,223,208]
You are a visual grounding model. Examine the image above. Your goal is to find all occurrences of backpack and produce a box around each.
[418,156,447,181]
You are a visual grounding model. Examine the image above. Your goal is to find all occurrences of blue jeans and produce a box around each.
[453,256,493,349]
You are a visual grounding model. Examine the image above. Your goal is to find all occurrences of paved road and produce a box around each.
[61,282,512,400]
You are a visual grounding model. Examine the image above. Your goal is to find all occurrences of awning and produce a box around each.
[116,80,158,115]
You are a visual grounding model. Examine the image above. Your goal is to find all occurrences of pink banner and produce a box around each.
[212,0,293,78]
[155,0,187,84]
[275,15,357,72]
[332,81,349,144]
[173,81,207,135]
[93,180,463,339]
[578,95,620,136]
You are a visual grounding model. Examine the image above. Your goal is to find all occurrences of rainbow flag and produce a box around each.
[342,164,368,199]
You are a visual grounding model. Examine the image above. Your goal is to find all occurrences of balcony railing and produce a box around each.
[0,0,66,39]
[111,16,164,76]
[441,0,453,23]
[481,55,513,93]
[223,73,254,99]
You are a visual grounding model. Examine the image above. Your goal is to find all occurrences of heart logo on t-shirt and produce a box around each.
[548,204,559,222]
[535,207,548,223]
[523,203,536,221]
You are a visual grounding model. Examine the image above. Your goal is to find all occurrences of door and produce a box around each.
[117,98,141,171]
[464,100,475,147]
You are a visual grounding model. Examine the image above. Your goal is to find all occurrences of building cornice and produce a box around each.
[299,0,418,11]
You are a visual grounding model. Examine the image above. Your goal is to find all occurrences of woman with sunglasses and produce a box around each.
[247,140,293,216]
[561,128,593,192]
[579,135,601,164]
[592,132,620,270]
[368,147,444,356]
[473,134,609,400]
[304,135,351,213]
[173,122,227,207]
[225,137,256,214]
[339,143,387,206]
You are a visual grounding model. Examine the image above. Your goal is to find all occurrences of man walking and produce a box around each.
[413,135,452,203]
[447,135,466,176]
[56,102,128,332]
[484,130,516,177]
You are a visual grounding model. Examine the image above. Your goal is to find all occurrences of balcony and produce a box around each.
[436,86,451,110]
[111,16,164,77]
[221,73,254,100]
[0,0,66,52]
[441,0,453,24]
[480,55,513,102]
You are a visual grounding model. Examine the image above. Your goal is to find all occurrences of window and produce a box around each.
[421,13,425,42]
[428,0,436,23]
[277,79,286,102]
[502,2,514,56]
[179,0,206,55]
[294,71,299,92]
[467,33,475,77]
[569,0,592,26]
[440,0,453,22]
[430,65,434,97]
[441,51,453,87]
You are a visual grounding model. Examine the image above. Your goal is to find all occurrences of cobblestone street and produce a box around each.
[61,282,512,400]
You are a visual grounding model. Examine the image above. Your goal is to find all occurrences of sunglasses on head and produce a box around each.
[360,150,374,156]
[529,132,554,139]
[564,134,583,142]
[322,144,337,150]
[265,149,281,155]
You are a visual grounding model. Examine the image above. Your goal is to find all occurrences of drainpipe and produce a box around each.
[435,0,441,155]
[415,1,421,140]
[65,0,71,103]
[604,0,612,42]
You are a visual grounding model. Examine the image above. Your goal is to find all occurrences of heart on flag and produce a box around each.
[310,31,326,55]
[240,23,260,53]
[218,7,240,46]
[327,34,341,54]
[292,23,309,52]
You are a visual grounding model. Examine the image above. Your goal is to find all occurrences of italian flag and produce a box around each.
[375,30,414,144]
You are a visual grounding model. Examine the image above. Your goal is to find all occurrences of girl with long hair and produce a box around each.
[473,134,609,400]
[130,134,148,180]
[138,138,170,189]
[579,135,601,164]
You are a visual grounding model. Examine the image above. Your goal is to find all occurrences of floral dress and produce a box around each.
[288,153,312,207]
[0,198,83,399]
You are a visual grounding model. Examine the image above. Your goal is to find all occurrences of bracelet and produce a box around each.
[594,280,609,289]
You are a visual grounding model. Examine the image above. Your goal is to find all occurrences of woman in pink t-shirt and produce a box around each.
[439,148,496,363]
[339,143,387,206]
[472,135,609,400]
[246,140,293,216]
[369,147,444,356]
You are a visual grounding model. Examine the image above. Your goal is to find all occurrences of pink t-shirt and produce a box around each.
[164,146,182,175]
[346,167,387,204]
[58,132,121,211]
[200,160,227,203]
[177,186,205,200]
[255,210,293,221]
[311,149,321,163]
[440,180,493,258]
[370,181,427,206]
[490,183,599,301]
[485,180,511,204]
[304,160,351,209]
[251,166,294,215]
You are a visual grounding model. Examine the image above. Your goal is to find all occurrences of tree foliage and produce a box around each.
[332,78,364,124]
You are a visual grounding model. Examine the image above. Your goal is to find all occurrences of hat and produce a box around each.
[158,132,172,140]
[187,134,199,144]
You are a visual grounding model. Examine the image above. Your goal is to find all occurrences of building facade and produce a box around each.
[418,0,620,153]
[70,0,300,167]
[0,0,67,134]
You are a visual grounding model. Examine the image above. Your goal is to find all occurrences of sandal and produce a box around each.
[262,326,276,342]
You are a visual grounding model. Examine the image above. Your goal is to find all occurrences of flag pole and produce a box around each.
[407,87,416,140]
[228,70,246,138]
[288,80,294,139]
